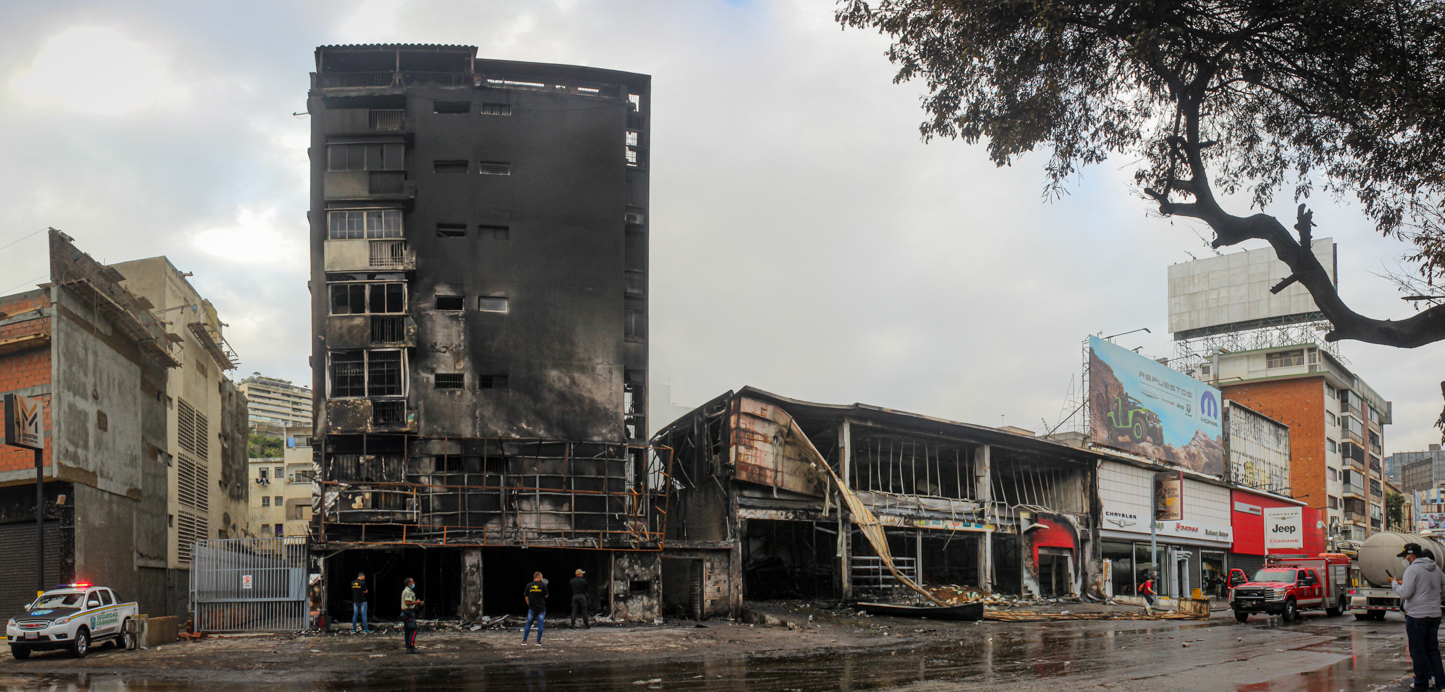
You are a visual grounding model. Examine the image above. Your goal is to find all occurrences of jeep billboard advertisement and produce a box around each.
[1088,336,1224,476]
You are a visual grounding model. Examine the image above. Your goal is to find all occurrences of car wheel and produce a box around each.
[120,619,135,651]
[10,645,30,660]
[1284,599,1300,622]
[1234,611,1249,623]
[70,627,90,658]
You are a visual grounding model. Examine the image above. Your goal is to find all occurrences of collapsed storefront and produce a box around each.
[651,388,1102,618]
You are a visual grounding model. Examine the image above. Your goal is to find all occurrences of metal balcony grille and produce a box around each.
[369,110,405,130]
[372,400,406,425]
[370,316,406,344]
[369,240,407,268]
[369,171,406,195]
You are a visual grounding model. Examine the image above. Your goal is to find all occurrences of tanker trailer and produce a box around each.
[1348,531,1445,620]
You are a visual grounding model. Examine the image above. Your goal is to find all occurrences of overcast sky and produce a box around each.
[1,0,1440,454]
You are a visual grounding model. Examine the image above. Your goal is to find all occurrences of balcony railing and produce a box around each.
[369,110,404,130]
[1343,483,1365,497]
[317,71,473,89]
[369,240,407,268]
[1345,511,1366,524]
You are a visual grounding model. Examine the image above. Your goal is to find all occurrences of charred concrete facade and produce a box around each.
[308,45,664,621]
[652,388,1103,619]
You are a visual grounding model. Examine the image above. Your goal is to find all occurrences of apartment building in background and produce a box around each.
[246,425,313,537]
[1396,445,1445,492]
[308,45,664,622]
[237,374,313,431]
[1211,345,1391,540]
[0,231,246,619]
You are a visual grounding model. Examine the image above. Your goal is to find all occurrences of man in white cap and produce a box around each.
[569,568,591,629]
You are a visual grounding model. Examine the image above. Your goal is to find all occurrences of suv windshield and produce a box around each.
[1252,569,1296,583]
[29,592,83,609]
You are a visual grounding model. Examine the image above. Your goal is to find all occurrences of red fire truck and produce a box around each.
[1229,553,1353,623]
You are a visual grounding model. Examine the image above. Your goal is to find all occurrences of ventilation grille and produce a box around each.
[176,510,207,564]
[177,453,209,513]
[477,161,511,176]
[479,103,512,116]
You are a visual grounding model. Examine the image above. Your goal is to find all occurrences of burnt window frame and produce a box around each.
[479,102,512,116]
[476,296,508,313]
[434,373,465,389]
[435,295,466,311]
[328,349,408,399]
[326,143,405,172]
[433,101,471,114]
[329,281,407,315]
[327,209,404,240]
[436,223,467,237]
[479,374,509,391]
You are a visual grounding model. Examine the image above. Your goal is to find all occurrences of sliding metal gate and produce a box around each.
[191,537,308,632]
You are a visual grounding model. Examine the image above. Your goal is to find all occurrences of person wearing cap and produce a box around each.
[1392,542,1445,690]
[569,569,591,629]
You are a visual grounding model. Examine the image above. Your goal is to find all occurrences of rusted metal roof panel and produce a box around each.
[729,396,825,497]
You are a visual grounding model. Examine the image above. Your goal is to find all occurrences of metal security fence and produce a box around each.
[191,537,308,633]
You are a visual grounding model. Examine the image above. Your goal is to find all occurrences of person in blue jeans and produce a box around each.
[350,572,369,633]
[522,572,549,646]
[1391,543,1445,690]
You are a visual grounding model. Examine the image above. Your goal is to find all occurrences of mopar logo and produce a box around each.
[1272,524,1297,534]
[1200,391,1219,421]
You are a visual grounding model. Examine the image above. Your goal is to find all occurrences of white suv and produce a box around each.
[6,584,137,659]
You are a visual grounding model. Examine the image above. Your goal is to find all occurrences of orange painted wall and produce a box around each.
[1222,378,1326,509]
[0,291,52,475]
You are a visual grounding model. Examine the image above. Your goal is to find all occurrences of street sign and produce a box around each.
[4,393,44,450]
[242,575,253,590]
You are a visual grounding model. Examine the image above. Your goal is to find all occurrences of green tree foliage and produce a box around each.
[249,431,283,459]
[1386,489,1406,531]
[838,0,1445,351]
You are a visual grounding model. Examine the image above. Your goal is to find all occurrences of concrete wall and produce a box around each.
[610,551,660,621]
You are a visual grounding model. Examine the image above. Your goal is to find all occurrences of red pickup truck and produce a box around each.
[1229,554,1352,623]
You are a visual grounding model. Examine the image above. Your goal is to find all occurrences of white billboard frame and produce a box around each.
[1167,239,1336,337]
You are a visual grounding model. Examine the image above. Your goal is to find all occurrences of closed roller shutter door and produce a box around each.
[1230,553,1266,579]
[0,522,65,608]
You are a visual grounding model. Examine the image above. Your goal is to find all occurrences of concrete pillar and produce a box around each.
[838,419,853,600]
[975,444,992,591]
[462,547,483,622]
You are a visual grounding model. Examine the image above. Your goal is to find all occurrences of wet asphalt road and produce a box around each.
[1,610,1422,691]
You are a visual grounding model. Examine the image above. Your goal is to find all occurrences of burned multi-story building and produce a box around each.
[307,45,666,621]
[653,387,1103,619]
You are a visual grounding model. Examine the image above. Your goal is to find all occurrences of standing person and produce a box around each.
[1391,543,1445,691]
[400,577,424,653]
[351,572,369,633]
[522,571,548,646]
[569,569,590,629]
[1140,573,1156,610]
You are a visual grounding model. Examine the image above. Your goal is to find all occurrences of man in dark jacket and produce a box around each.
[570,569,590,629]
[350,572,369,633]
[1392,543,1445,690]
[522,572,548,646]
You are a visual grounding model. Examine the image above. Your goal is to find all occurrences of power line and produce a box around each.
[0,227,48,254]
[0,272,48,296]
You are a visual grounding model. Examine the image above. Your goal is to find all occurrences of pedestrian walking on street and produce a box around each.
[1140,574,1157,610]
[351,572,369,633]
[522,571,549,646]
[401,577,424,653]
[570,569,590,629]
[1391,543,1445,690]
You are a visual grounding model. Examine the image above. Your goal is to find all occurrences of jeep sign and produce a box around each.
[1264,506,1303,550]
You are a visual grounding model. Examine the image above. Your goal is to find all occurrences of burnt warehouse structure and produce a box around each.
[653,388,1105,618]
[308,45,667,621]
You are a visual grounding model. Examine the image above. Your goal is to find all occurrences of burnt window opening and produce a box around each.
[625,270,645,295]
[435,373,465,389]
[478,161,511,176]
[369,109,405,130]
[328,210,403,240]
[624,307,646,341]
[479,102,512,116]
[372,400,406,426]
[629,580,651,593]
[479,374,509,390]
[625,207,646,225]
[369,171,406,194]
[367,350,404,396]
[435,295,465,311]
[329,350,406,398]
[330,351,366,397]
[477,296,508,313]
[96,411,108,432]
[434,160,469,174]
[330,282,405,315]
[478,225,510,240]
[433,101,470,114]
[370,316,406,344]
[327,143,405,172]
[437,223,467,237]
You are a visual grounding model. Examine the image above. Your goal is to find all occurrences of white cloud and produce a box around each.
[192,206,307,269]
[11,26,182,116]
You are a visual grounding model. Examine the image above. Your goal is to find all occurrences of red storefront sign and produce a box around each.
[1230,488,1323,556]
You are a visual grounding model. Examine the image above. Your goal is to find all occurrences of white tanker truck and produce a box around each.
[1347,531,1445,620]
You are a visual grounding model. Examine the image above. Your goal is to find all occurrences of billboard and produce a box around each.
[1089,336,1224,476]
[1154,472,1183,521]
[1224,401,1290,494]
[3,393,44,451]
[1167,239,1336,337]
[1264,507,1303,550]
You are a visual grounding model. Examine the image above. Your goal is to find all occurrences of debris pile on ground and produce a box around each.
[983,610,1203,622]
